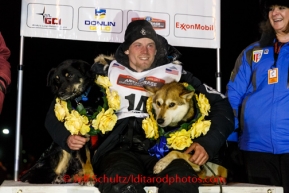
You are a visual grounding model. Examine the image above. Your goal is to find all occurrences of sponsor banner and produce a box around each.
[129,13,170,37]
[20,0,220,48]
[26,4,73,30]
[78,7,123,33]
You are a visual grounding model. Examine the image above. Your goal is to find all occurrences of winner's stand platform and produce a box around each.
[0,180,284,193]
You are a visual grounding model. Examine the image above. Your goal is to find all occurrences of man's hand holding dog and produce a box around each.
[184,143,209,166]
[67,135,89,150]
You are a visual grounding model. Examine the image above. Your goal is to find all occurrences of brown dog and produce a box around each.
[144,82,200,173]
[144,81,227,181]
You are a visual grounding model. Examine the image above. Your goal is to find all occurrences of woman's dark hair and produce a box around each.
[259,20,274,34]
[259,3,289,34]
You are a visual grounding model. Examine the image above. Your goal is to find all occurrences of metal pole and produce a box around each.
[216,48,221,92]
[14,35,24,181]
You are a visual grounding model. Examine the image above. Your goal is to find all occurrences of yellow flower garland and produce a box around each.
[142,97,159,140]
[54,75,120,136]
[54,78,211,151]
[142,83,211,151]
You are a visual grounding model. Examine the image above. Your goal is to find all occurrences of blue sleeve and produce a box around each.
[226,47,253,141]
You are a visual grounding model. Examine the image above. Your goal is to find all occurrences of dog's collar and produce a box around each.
[75,86,91,103]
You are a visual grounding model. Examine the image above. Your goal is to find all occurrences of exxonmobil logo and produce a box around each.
[176,22,213,31]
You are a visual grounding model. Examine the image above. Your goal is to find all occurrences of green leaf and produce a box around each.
[88,129,100,135]
[90,106,101,120]
[66,100,72,112]
[99,87,109,110]
[158,127,165,136]
[186,84,195,92]
[180,122,191,130]
[76,103,87,115]
[164,132,171,138]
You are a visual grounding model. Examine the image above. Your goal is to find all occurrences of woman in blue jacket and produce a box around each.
[226,0,289,191]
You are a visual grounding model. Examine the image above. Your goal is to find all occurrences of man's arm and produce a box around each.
[45,99,88,152]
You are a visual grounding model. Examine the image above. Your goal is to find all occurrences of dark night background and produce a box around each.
[0,1,262,181]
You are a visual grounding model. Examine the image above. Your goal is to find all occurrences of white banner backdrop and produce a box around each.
[20,0,220,48]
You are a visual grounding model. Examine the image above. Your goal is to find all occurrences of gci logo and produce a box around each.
[44,18,61,25]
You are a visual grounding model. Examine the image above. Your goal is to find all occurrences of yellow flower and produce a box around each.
[79,124,90,136]
[146,97,153,113]
[167,129,192,150]
[196,93,211,116]
[95,75,112,89]
[143,97,159,139]
[92,108,117,134]
[182,82,189,88]
[99,108,117,134]
[64,110,89,135]
[190,119,211,139]
[106,89,120,111]
[54,98,69,122]
[142,117,159,139]
[92,108,104,130]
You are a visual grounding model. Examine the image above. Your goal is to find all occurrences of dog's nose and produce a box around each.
[157,119,164,124]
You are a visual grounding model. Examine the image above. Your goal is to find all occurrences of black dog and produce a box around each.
[20,59,102,185]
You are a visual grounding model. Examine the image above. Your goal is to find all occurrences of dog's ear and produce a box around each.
[143,85,160,96]
[180,90,195,101]
[71,60,92,77]
[47,68,56,87]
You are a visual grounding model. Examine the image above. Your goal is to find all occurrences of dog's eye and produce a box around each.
[156,101,161,106]
[169,103,175,108]
[65,73,73,78]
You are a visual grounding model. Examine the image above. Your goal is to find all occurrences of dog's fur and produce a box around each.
[94,54,114,66]
[20,60,96,185]
[144,81,227,181]
[47,59,94,101]
[144,82,200,173]
[145,81,195,128]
